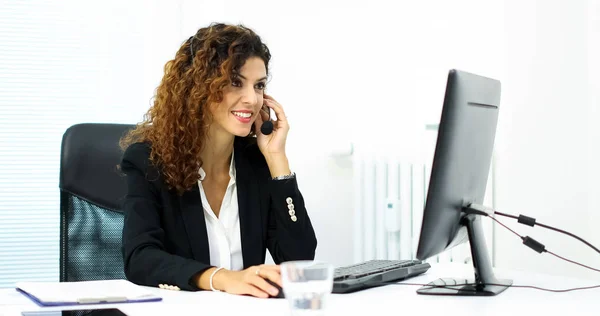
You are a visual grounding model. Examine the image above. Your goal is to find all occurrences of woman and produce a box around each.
[119,23,317,298]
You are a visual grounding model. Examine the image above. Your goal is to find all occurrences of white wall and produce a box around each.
[495,0,600,280]
[588,1,600,257]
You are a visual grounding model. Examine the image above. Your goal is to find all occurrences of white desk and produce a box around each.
[1,263,598,316]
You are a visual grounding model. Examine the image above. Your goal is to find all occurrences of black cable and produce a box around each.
[487,216,547,253]
[488,215,600,275]
[381,281,600,293]
[490,215,522,239]
[376,216,600,293]
[382,211,600,294]
[546,250,600,273]
[494,210,600,255]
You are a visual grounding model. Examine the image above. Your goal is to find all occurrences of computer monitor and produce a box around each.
[415,69,512,296]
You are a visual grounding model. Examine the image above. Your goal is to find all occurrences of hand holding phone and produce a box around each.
[254,94,290,165]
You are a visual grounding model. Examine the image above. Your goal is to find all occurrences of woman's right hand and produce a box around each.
[211,264,282,298]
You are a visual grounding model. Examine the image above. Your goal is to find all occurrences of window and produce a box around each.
[0,0,164,287]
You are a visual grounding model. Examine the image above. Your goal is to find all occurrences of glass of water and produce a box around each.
[280,261,335,316]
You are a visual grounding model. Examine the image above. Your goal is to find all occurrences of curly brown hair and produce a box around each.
[120,23,271,195]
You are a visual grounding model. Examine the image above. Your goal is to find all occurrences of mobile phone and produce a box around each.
[257,104,274,135]
[21,308,127,316]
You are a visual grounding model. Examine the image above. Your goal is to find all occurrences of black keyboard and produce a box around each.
[332,259,431,293]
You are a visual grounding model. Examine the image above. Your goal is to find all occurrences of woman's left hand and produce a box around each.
[255,94,289,158]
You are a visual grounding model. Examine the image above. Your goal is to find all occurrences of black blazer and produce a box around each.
[120,137,317,291]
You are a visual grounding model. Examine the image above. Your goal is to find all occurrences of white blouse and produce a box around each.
[197,152,244,271]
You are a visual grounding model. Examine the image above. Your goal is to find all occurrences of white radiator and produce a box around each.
[352,150,496,265]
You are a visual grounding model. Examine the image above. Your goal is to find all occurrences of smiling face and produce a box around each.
[209,56,267,138]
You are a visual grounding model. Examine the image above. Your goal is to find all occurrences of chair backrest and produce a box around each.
[59,123,135,282]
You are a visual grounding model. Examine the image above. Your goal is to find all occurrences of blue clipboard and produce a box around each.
[15,280,162,307]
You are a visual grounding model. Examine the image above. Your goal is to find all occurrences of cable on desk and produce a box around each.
[382,281,600,293]
[386,208,600,293]
[386,213,600,293]
[384,215,600,293]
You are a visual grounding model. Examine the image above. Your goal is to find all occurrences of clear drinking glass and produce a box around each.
[280,261,335,316]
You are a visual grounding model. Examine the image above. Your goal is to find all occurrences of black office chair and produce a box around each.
[59,123,135,282]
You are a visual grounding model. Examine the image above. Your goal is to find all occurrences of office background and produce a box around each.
[0,0,598,288]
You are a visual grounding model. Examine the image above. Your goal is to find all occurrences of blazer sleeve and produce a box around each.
[266,175,318,263]
[120,143,210,291]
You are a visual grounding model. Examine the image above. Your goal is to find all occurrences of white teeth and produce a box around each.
[232,111,251,118]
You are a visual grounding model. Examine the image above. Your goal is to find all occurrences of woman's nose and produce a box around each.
[240,86,258,105]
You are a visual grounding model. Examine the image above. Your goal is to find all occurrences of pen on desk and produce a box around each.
[76,296,128,304]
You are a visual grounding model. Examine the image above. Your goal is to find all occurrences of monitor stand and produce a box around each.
[417,212,513,296]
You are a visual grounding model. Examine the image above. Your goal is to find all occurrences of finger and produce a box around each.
[254,110,264,135]
[242,283,269,298]
[260,269,282,287]
[263,99,287,123]
[274,120,290,131]
[251,275,280,297]
[260,107,270,121]
[257,265,282,286]
[258,264,281,272]
[263,99,284,117]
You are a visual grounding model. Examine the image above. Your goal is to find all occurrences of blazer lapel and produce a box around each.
[234,138,263,268]
[179,185,211,263]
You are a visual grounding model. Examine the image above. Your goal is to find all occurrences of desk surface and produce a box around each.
[1,263,598,316]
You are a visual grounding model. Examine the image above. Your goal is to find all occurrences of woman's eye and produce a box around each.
[255,82,266,90]
[232,80,242,87]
